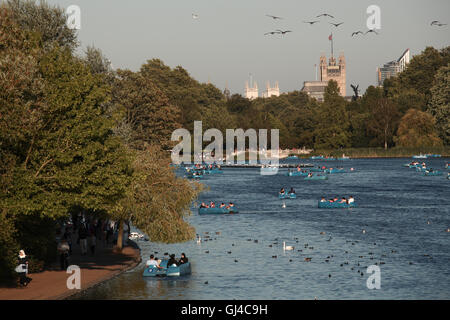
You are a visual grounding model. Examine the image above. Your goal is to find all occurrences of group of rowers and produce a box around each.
[200,201,235,209]
[320,196,355,204]
[408,161,427,167]
[279,188,295,195]
[146,253,189,269]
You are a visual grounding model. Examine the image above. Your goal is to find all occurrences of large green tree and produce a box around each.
[428,64,450,145]
[394,108,442,147]
[313,80,350,149]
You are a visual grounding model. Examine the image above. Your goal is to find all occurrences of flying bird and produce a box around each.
[317,13,335,19]
[266,14,283,20]
[351,31,364,37]
[303,20,320,25]
[264,31,281,35]
[330,22,344,27]
[365,29,379,35]
[431,21,447,26]
[192,13,199,20]
[276,29,292,35]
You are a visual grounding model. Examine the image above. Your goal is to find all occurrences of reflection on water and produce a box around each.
[72,158,450,300]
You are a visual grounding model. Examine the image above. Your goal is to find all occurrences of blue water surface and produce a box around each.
[73,158,450,300]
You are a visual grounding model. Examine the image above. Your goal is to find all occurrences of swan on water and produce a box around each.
[283,241,294,251]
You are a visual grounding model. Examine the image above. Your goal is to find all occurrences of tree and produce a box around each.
[367,97,400,149]
[428,64,450,145]
[313,80,350,149]
[117,145,203,245]
[394,108,442,147]
[112,69,181,150]
[4,0,77,51]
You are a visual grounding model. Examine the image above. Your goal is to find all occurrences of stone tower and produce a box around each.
[245,81,258,100]
[262,81,280,98]
[319,52,346,97]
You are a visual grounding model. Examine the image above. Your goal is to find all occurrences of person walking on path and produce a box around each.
[16,250,32,287]
[78,224,88,256]
[57,238,70,270]
[89,230,96,255]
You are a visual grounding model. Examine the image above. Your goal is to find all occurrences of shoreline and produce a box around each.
[0,242,142,300]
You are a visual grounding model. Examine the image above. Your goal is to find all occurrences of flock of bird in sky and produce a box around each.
[191,12,447,37]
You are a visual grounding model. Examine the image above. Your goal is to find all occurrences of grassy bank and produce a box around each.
[299,147,450,159]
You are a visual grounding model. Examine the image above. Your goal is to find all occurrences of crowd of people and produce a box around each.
[200,201,235,209]
[146,253,189,269]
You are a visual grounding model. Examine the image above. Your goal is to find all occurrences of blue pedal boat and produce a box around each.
[325,168,346,174]
[198,207,238,214]
[318,201,357,209]
[423,171,443,176]
[286,171,309,177]
[304,174,328,180]
[288,193,297,199]
[310,156,324,160]
[143,260,191,277]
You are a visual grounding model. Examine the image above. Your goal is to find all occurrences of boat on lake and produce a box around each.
[279,192,296,199]
[423,171,443,176]
[412,154,428,159]
[310,156,324,160]
[198,206,238,214]
[143,260,191,277]
[318,201,357,209]
[325,168,346,174]
[286,170,309,177]
[304,174,328,180]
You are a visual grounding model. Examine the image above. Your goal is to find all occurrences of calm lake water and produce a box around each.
[72,158,450,300]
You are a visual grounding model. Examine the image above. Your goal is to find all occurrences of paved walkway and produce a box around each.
[0,240,141,300]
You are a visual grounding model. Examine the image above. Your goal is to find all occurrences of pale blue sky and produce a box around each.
[47,0,449,95]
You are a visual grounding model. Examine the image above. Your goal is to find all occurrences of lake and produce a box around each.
[72,158,450,300]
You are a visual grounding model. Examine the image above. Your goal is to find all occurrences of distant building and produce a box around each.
[302,52,346,101]
[244,81,258,100]
[262,81,280,98]
[377,48,410,86]
[301,81,328,102]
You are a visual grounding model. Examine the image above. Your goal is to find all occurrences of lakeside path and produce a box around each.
[0,241,141,300]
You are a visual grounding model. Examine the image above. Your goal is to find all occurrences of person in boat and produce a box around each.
[297,166,301,172]
[289,187,295,194]
[167,254,178,267]
[146,254,163,269]
[178,253,188,265]
[320,197,326,202]
[307,173,313,178]
[280,188,285,195]
[200,202,207,208]
[339,197,347,204]
[226,202,235,210]
[348,196,355,204]
[210,201,215,208]
[220,203,226,208]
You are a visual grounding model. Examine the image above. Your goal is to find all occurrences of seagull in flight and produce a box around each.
[276,29,293,35]
[351,31,364,37]
[303,20,320,25]
[330,22,344,27]
[365,29,379,35]
[192,13,199,20]
[266,14,283,20]
[317,13,335,19]
[431,21,447,26]
[264,31,281,35]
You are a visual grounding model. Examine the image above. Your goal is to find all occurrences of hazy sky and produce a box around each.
[47,0,449,95]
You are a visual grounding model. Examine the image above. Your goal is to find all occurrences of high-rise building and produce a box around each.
[244,81,258,100]
[262,81,280,98]
[377,49,410,86]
